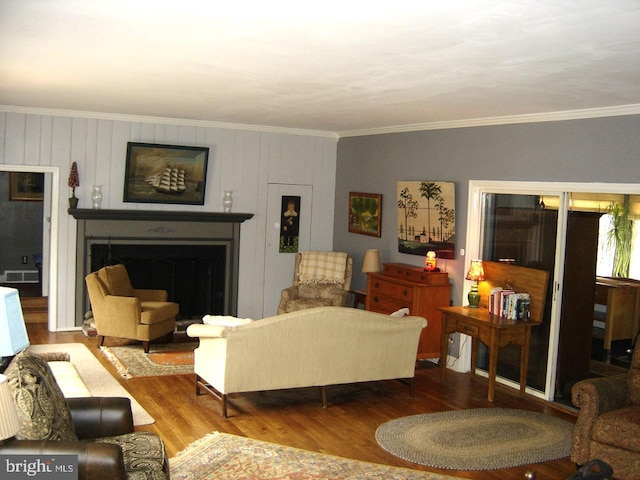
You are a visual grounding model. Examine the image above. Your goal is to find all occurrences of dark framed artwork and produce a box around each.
[397,181,455,259]
[124,142,209,205]
[9,172,44,201]
[280,195,301,253]
[349,192,382,237]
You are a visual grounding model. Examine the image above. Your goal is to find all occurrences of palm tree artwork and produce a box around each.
[396,181,456,259]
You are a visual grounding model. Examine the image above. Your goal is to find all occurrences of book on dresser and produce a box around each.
[365,263,451,359]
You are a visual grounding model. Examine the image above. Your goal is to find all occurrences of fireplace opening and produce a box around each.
[90,243,227,320]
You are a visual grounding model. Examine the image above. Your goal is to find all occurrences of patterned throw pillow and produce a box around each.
[5,350,78,441]
[627,342,640,405]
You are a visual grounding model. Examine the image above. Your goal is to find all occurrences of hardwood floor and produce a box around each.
[28,323,579,480]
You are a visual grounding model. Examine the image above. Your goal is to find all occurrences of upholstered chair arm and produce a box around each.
[330,290,350,306]
[186,324,227,338]
[67,397,134,439]
[570,374,628,464]
[278,286,300,314]
[0,439,126,480]
[134,289,168,302]
[98,295,142,337]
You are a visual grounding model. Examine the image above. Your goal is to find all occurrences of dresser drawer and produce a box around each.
[370,278,414,301]
[368,293,413,314]
[454,319,479,337]
[383,263,449,285]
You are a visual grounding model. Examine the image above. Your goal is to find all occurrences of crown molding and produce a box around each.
[0,105,339,140]
[3,103,639,140]
[337,104,640,138]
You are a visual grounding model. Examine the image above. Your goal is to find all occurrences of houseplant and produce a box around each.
[606,199,633,277]
[68,161,80,209]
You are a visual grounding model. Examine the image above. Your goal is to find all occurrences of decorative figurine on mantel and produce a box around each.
[68,161,80,209]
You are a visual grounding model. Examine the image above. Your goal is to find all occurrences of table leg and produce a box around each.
[440,327,449,382]
[519,327,531,397]
[487,331,499,402]
[470,337,478,379]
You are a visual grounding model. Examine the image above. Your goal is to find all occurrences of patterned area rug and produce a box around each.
[100,342,196,378]
[375,408,573,470]
[170,432,465,480]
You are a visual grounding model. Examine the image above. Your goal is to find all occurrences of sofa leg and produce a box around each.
[320,386,327,408]
[195,375,202,395]
[221,394,228,418]
[98,335,105,347]
[409,378,415,399]
[142,341,150,353]
[166,331,174,343]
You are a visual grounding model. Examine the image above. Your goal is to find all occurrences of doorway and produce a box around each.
[262,183,313,317]
[0,165,60,330]
[466,181,640,404]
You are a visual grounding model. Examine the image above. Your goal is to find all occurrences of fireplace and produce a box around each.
[71,209,253,327]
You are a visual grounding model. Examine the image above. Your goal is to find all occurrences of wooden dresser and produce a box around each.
[365,263,450,359]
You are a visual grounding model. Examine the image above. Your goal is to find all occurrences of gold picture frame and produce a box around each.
[9,172,44,201]
[349,192,382,237]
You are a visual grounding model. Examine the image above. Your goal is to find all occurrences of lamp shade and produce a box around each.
[361,249,382,273]
[0,287,30,357]
[0,374,20,441]
[465,260,485,282]
[424,251,437,271]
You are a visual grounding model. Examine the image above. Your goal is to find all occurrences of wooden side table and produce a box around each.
[351,289,367,308]
[439,306,535,402]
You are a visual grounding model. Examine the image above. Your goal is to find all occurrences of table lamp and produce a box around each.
[0,373,20,444]
[361,249,382,274]
[0,287,30,373]
[424,251,437,271]
[465,260,485,308]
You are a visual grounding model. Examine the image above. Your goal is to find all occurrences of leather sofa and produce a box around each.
[187,306,427,417]
[1,350,169,480]
[571,342,640,479]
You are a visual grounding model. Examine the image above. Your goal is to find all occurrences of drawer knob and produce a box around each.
[402,289,408,296]
[373,296,379,303]
[374,282,380,288]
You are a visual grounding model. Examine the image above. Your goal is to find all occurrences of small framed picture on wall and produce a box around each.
[349,192,382,237]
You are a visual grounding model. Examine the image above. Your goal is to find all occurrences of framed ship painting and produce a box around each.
[397,181,455,259]
[124,142,209,205]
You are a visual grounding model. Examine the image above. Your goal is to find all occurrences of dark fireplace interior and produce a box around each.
[90,243,227,320]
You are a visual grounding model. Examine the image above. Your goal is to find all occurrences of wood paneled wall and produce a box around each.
[0,110,338,328]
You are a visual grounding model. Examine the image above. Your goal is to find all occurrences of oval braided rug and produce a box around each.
[375,408,573,470]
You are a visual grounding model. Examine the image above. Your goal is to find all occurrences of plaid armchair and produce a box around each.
[571,342,640,479]
[278,251,353,314]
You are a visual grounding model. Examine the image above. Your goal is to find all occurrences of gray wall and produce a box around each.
[0,171,43,275]
[334,114,640,304]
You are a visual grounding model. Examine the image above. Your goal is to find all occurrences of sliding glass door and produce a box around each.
[467,181,640,403]
[477,192,560,394]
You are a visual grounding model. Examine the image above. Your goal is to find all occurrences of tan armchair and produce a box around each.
[85,264,178,353]
[571,341,640,479]
[277,251,353,314]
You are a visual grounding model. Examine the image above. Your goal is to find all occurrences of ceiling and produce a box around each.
[1,1,640,136]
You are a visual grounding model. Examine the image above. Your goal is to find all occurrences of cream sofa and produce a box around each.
[186,306,427,417]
